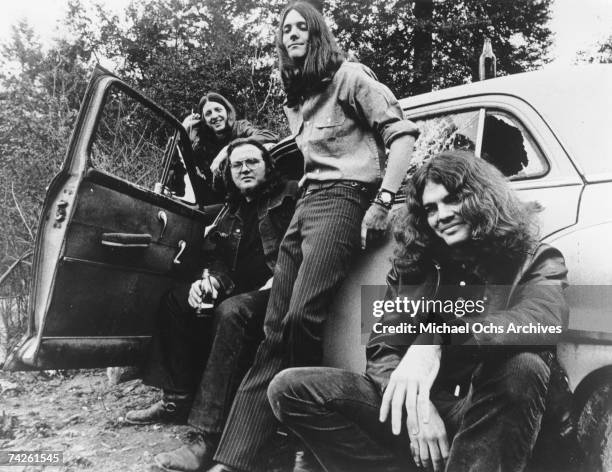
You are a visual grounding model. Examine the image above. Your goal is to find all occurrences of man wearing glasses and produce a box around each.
[125,138,298,472]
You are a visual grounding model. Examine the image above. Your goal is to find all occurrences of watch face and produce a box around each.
[379,191,392,203]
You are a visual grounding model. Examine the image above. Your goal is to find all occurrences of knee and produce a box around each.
[495,352,550,406]
[268,368,323,423]
[214,294,250,327]
[268,368,303,421]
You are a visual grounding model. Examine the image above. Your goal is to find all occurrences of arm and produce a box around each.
[409,401,449,471]
[380,134,417,193]
[379,344,441,436]
[210,120,279,176]
[234,119,279,144]
[361,134,416,249]
[336,66,419,249]
[366,263,442,437]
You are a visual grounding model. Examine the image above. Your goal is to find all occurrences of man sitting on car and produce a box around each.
[125,137,298,472]
[268,151,571,472]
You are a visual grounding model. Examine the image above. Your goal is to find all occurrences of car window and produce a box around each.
[482,110,548,180]
[396,110,479,197]
[403,108,549,195]
[89,84,196,203]
[412,109,480,165]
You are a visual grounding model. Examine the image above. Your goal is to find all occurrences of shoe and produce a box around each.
[206,464,238,472]
[125,400,189,425]
[153,431,217,472]
[293,449,323,472]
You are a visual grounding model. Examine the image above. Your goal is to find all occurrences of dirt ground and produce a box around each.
[0,368,607,472]
[0,369,192,472]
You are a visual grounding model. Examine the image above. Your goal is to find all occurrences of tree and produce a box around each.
[62,0,288,134]
[575,34,612,64]
[326,0,553,97]
[0,0,555,351]
[0,19,92,348]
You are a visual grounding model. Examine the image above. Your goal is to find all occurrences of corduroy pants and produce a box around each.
[268,351,551,472]
[214,183,371,471]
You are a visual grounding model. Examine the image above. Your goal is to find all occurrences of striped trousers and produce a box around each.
[214,183,371,471]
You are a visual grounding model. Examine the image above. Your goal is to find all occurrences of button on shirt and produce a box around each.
[284,61,420,185]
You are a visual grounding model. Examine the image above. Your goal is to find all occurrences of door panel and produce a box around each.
[5,66,215,371]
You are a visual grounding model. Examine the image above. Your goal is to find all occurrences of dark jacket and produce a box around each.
[202,180,299,296]
[365,243,569,393]
[170,93,278,202]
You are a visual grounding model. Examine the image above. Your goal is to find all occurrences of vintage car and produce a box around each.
[5,64,612,470]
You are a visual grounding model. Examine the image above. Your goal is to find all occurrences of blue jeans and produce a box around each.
[268,351,552,472]
[214,184,371,471]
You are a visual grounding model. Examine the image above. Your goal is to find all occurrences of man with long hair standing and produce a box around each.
[210,2,419,471]
[269,151,570,472]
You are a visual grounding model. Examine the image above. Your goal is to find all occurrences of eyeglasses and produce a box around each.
[230,158,263,171]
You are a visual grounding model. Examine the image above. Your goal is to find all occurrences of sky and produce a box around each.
[0,0,611,65]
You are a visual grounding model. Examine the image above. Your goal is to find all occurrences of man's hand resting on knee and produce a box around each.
[409,401,449,471]
[379,344,441,435]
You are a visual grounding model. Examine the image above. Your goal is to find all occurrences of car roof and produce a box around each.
[400,65,612,182]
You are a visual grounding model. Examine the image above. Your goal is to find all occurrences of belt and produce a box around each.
[302,180,375,196]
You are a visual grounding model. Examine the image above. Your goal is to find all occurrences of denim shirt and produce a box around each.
[284,62,419,184]
[203,180,299,295]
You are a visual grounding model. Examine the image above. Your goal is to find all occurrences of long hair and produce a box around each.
[196,92,236,141]
[276,1,345,106]
[222,138,284,205]
[393,150,541,275]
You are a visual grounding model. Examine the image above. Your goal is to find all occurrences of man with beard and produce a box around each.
[126,138,298,472]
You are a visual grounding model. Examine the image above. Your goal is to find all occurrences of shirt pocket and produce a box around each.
[311,103,347,156]
[314,103,346,130]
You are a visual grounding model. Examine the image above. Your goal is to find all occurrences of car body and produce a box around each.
[5,64,612,468]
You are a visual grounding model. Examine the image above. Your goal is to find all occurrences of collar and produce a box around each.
[266,180,299,211]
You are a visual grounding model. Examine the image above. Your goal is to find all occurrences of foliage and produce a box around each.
[0,0,553,352]
[0,19,92,348]
[327,0,553,96]
[575,34,612,64]
[64,0,289,134]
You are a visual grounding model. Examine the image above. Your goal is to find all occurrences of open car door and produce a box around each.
[5,65,219,370]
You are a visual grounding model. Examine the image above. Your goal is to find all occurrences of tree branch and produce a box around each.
[11,183,34,241]
[0,250,33,289]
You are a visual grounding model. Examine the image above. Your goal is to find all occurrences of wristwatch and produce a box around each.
[373,189,395,210]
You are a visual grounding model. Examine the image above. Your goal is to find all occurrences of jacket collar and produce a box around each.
[266,180,299,211]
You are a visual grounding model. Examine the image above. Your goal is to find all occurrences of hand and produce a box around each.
[182,112,200,128]
[361,203,389,250]
[259,277,273,291]
[187,275,220,309]
[210,146,229,178]
[379,344,441,436]
[409,402,449,471]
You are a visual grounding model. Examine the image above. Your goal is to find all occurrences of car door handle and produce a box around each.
[158,210,168,239]
[173,240,187,264]
[101,233,152,248]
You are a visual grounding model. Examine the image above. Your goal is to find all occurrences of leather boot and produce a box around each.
[154,431,218,472]
[125,392,190,425]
